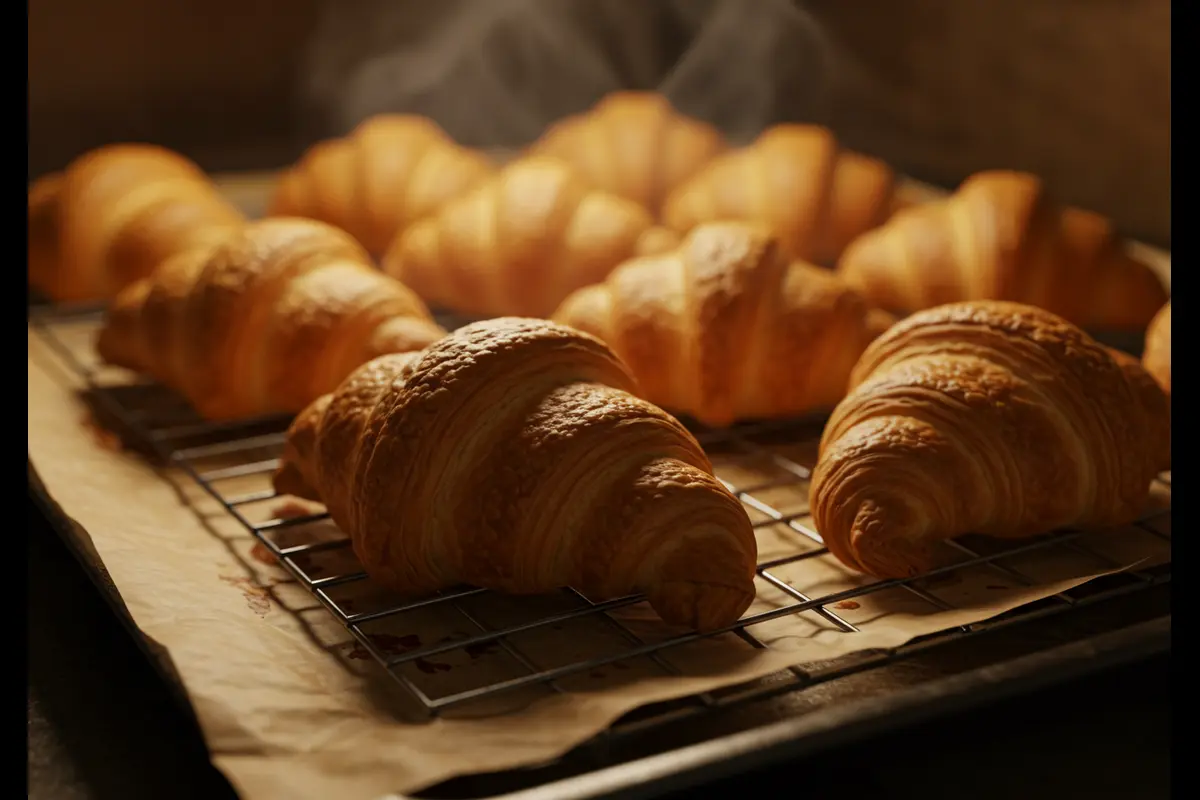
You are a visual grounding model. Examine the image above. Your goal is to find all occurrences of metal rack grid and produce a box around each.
[29,303,1172,743]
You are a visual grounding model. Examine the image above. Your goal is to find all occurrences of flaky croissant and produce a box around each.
[28,144,245,304]
[1142,301,1171,397]
[661,124,897,266]
[382,156,680,318]
[97,218,446,421]
[268,115,495,257]
[810,301,1171,579]
[553,222,895,427]
[837,171,1167,331]
[273,317,758,631]
[529,92,728,216]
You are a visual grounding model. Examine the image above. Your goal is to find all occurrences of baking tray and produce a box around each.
[25,171,1172,800]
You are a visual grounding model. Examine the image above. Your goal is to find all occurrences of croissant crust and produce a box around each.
[529,91,728,216]
[269,114,495,257]
[96,217,446,420]
[1142,301,1171,397]
[662,124,897,265]
[383,156,677,318]
[810,300,1170,579]
[836,170,1167,330]
[553,221,895,427]
[274,317,758,631]
[29,144,244,303]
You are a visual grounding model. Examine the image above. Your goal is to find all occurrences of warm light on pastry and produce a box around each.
[28,143,245,304]
[273,317,758,632]
[662,124,897,266]
[529,91,728,217]
[1142,300,1171,397]
[382,156,678,318]
[553,221,895,427]
[269,114,495,258]
[810,300,1170,579]
[96,217,446,421]
[836,170,1167,331]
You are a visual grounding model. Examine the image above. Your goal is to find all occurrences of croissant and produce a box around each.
[382,156,680,318]
[273,317,758,631]
[809,301,1171,579]
[96,218,447,421]
[836,170,1167,331]
[661,124,897,266]
[552,221,895,427]
[268,115,495,258]
[1142,301,1171,396]
[28,144,245,304]
[529,92,728,216]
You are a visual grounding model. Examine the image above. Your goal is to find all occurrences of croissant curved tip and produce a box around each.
[645,580,755,633]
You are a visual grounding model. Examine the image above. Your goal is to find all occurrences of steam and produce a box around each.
[297,0,844,147]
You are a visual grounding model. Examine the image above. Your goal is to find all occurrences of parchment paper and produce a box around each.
[26,170,1172,799]
[27,311,1172,799]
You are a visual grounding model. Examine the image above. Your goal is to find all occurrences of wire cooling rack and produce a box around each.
[28,302,1172,748]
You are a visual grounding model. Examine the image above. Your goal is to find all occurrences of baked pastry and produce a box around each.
[809,301,1171,579]
[28,144,245,304]
[661,124,897,266]
[1142,301,1171,396]
[268,114,494,257]
[836,170,1167,330]
[552,221,895,427]
[97,218,446,421]
[273,317,758,631]
[529,91,728,216]
[382,156,679,318]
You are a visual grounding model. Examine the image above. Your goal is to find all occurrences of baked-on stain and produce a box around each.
[218,575,272,617]
[415,658,453,675]
[463,641,500,660]
[249,541,279,566]
[833,600,861,610]
[79,411,124,452]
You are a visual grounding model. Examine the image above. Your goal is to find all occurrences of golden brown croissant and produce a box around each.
[268,115,495,258]
[529,92,728,216]
[661,124,897,266]
[382,156,679,318]
[552,222,895,427]
[96,218,446,421]
[836,170,1167,331]
[273,317,758,631]
[1142,301,1171,396]
[809,301,1171,579]
[28,144,245,304]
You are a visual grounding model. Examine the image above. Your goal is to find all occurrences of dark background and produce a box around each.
[28,0,1170,246]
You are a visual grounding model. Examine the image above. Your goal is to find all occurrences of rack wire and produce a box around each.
[29,303,1172,745]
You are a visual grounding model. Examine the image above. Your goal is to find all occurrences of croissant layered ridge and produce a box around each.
[96,217,446,420]
[662,124,897,266]
[810,301,1170,579]
[836,170,1167,330]
[269,114,495,257]
[529,91,728,216]
[1142,301,1171,397]
[552,221,895,427]
[29,143,245,303]
[382,156,678,318]
[273,318,758,632]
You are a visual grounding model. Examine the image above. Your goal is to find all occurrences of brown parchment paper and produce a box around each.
[27,311,1172,800]
[27,169,1173,800]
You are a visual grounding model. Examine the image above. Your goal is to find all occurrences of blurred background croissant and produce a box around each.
[29,0,1168,247]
